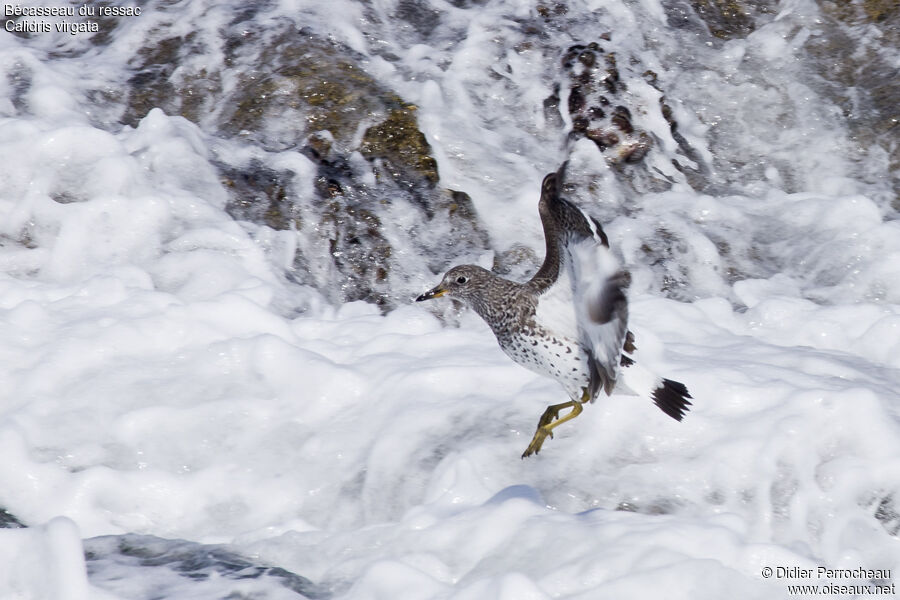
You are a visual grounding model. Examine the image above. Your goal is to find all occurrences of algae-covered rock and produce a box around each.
[360,106,440,189]
[862,0,898,21]
[122,24,445,193]
[218,30,440,191]
[222,32,385,144]
[116,21,488,308]
[821,0,899,23]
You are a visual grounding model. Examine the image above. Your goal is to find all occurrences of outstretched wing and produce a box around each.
[568,233,629,396]
[531,164,629,398]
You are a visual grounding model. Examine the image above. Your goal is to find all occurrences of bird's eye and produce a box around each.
[456,276,469,284]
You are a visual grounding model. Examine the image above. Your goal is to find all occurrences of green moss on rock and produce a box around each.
[863,0,898,21]
[220,32,441,189]
[360,106,440,188]
[116,23,488,307]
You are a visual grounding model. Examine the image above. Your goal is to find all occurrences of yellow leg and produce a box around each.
[521,396,586,458]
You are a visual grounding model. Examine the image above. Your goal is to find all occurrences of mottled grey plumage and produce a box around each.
[417,163,691,457]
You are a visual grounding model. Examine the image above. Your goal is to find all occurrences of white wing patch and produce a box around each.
[533,265,580,342]
[532,206,612,343]
[568,235,627,388]
[532,200,629,398]
[577,205,603,242]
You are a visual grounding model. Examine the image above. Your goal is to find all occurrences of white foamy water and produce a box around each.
[1,0,898,598]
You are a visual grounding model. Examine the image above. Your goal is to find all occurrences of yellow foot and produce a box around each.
[521,399,584,458]
[522,426,553,458]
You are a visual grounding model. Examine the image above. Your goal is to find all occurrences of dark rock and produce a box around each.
[220,161,300,232]
[568,87,586,114]
[586,129,619,149]
[85,533,331,599]
[536,3,568,18]
[623,132,652,163]
[0,508,25,529]
[554,42,666,171]
[611,106,634,134]
[124,33,222,128]
[395,0,443,37]
[320,197,394,305]
[873,493,900,536]
[687,0,775,39]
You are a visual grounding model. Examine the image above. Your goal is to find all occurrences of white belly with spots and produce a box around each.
[500,331,592,400]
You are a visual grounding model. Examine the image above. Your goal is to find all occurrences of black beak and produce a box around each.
[415,285,448,302]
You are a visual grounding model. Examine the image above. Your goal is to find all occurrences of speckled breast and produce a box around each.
[498,329,592,401]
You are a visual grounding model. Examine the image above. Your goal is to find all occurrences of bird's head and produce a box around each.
[415,265,495,306]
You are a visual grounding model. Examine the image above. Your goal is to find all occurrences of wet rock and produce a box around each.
[318,194,394,305]
[0,508,26,529]
[872,493,900,536]
[121,23,441,174]
[5,63,31,113]
[221,32,401,152]
[395,0,443,37]
[284,138,487,306]
[813,0,900,203]
[688,0,775,39]
[559,43,652,165]
[124,33,222,128]
[551,41,705,195]
[360,106,440,189]
[85,534,330,599]
[640,228,693,298]
[220,161,300,232]
[114,23,489,308]
[536,3,569,18]
[493,244,542,281]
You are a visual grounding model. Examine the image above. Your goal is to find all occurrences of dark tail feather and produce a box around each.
[651,379,693,421]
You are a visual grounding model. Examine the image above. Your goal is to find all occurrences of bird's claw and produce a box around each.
[521,400,584,459]
[521,426,553,458]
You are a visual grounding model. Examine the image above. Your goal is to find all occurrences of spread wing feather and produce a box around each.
[565,218,629,396]
[529,164,692,417]
[531,164,629,398]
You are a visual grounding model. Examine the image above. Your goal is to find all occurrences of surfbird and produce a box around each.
[416,163,692,457]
